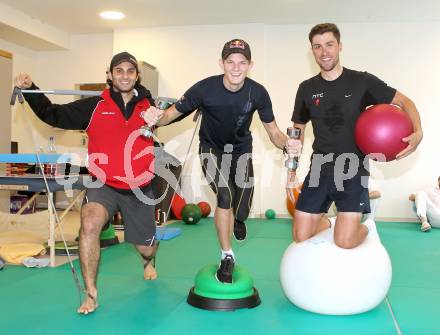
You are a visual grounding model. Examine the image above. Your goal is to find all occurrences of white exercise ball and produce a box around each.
[280,228,392,315]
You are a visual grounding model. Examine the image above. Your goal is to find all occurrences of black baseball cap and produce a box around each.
[109,51,139,72]
[221,39,251,61]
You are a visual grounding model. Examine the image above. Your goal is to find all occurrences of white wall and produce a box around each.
[113,22,440,220]
[0,37,37,149]
[0,2,70,50]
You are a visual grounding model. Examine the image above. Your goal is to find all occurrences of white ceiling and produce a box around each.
[1,0,440,34]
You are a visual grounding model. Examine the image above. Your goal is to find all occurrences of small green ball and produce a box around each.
[265,209,276,219]
[182,203,202,224]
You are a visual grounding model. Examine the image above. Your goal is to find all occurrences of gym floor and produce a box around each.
[0,218,437,335]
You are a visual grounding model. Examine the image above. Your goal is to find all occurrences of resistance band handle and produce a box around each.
[10,86,24,105]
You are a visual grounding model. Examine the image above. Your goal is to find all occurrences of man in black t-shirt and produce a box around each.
[144,39,291,283]
[286,23,423,248]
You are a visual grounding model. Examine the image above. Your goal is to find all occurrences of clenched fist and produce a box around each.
[140,106,164,127]
[14,73,33,89]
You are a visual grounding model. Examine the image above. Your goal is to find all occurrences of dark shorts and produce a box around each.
[199,145,254,221]
[85,183,156,246]
[296,171,370,214]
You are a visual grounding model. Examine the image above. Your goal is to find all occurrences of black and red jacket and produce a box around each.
[23,84,156,190]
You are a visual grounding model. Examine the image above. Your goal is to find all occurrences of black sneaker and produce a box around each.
[216,255,235,284]
[233,220,247,241]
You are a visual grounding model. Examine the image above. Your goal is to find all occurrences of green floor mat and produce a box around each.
[379,221,440,289]
[387,286,440,335]
[2,218,439,335]
[147,280,396,335]
[235,238,291,281]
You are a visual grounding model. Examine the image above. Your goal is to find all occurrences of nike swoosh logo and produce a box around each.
[360,203,364,206]
[344,94,352,98]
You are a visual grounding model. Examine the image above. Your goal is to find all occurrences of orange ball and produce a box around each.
[286,184,302,217]
[197,201,211,217]
[171,193,186,220]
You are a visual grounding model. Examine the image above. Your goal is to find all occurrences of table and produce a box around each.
[0,153,88,266]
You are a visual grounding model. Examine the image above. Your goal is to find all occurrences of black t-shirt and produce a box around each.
[292,68,396,173]
[175,75,274,153]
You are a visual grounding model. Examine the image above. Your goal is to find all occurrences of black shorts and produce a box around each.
[85,183,156,246]
[199,145,254,221]
[296,171,370,214]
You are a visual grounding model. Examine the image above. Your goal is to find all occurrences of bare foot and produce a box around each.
[421,220,432,232]
[141,241,159,280]
[77,293,98,315]
[144,262,158,280]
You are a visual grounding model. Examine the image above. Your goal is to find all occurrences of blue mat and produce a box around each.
[0,153,71,163]
[155,226,182,240]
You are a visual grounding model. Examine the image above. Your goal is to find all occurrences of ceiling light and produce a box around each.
[100,11,125,20]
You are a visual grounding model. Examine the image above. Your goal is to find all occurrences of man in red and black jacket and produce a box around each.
[14,52,161,315]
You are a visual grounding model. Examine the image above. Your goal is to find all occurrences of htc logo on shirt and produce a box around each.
[312,93,324,99]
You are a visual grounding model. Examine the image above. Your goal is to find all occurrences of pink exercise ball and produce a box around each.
[354,104,413,161]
